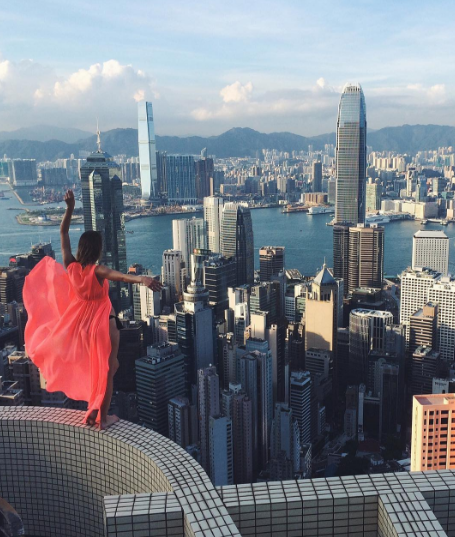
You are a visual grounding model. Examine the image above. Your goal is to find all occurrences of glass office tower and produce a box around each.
[80,139,128,310]
[138,101,158,200]
[334,83,367,225]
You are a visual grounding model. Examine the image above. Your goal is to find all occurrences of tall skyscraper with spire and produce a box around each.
[334,83,367,225]
[138,101,158,200]
[175,251,214,389]
[80,126,127,310]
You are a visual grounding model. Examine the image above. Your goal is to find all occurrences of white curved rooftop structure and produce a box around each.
[2,407,455,536]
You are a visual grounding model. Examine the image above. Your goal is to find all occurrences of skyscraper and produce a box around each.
[412,230,449,276]
[365,179,382,212]
[349,309,394,385]
[332,224,350,295]
[202,254,237,320]
[347,225,384,294]
[208,415,234,486]
[137,101,158,200]
[312,161,322,193]
[203,196,224,253]
[400,268,441,335]
[166,155,196,204]
[237,349,273,475]
[195,156,214,200]
[168,396,198,449]
[259,247,285,282]
[135,342,186,435]
[80,132,127,310]
[161,250,183,306]
[270,403,301,480]
[175,252,214,388]
[172,218,207,268]
[227,390,254,484]
[290,371,312,446]
[220,203,254,286]
[334,83,367,225]
[428,278,455,361]
[409,303,438,355]
[305,263,339,354]
[198,366,220,472]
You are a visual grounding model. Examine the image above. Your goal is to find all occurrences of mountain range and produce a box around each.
[1,124,455,161]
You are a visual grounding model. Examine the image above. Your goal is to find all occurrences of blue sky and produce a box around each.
[1,0,454,136]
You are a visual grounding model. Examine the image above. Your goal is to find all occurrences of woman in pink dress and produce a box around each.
[23,190,161,429]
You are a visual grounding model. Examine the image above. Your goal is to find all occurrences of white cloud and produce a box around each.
[220,81,253,103]
[0,60,9,81]
[192,79,338,123]
[0,54,159,130]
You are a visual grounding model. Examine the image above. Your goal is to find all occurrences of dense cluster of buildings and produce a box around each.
[3,86,455,491]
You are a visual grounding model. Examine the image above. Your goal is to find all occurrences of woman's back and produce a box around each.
[67,262,109,302]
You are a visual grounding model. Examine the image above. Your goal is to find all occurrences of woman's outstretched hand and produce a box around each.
[141,276,163,292]
[64,190,75,211]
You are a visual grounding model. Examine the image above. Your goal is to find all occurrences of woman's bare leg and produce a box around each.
[99,315,120,429]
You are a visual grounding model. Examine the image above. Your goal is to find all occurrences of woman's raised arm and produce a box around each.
[60,190,76,268]
[95,265,162,292]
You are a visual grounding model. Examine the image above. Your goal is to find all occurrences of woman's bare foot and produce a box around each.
[100,414,119,430]
[85,409,98,426]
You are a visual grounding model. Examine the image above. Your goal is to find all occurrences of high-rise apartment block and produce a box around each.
[334,83,367,225]
[259,247,285,282]
[208,415,233,486]
[411,394,455,471]
[168,396,197,449]
[198,366,220,473]
[412,230,449,276]
[221,203,254,286]
[270,403,301,480]
[135,342,186,435]
[237,348,273,475]
[227,390,254,484]
[137,101,158,200]
[428,279,455,361]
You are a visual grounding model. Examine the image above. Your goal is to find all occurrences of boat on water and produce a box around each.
[365,214,391,225]
[307,206,335,215]
[282,205,309,214]
[442,220,448,226]
[421,219,428,225]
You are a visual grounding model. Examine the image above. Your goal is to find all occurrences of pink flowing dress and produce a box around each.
[23,257,112,422]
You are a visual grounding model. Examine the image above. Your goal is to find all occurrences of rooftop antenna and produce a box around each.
[96,118,101,152]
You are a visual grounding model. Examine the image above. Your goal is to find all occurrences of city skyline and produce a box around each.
[1,1,455,135]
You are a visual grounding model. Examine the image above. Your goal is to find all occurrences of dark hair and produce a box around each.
[76,231,103,267]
